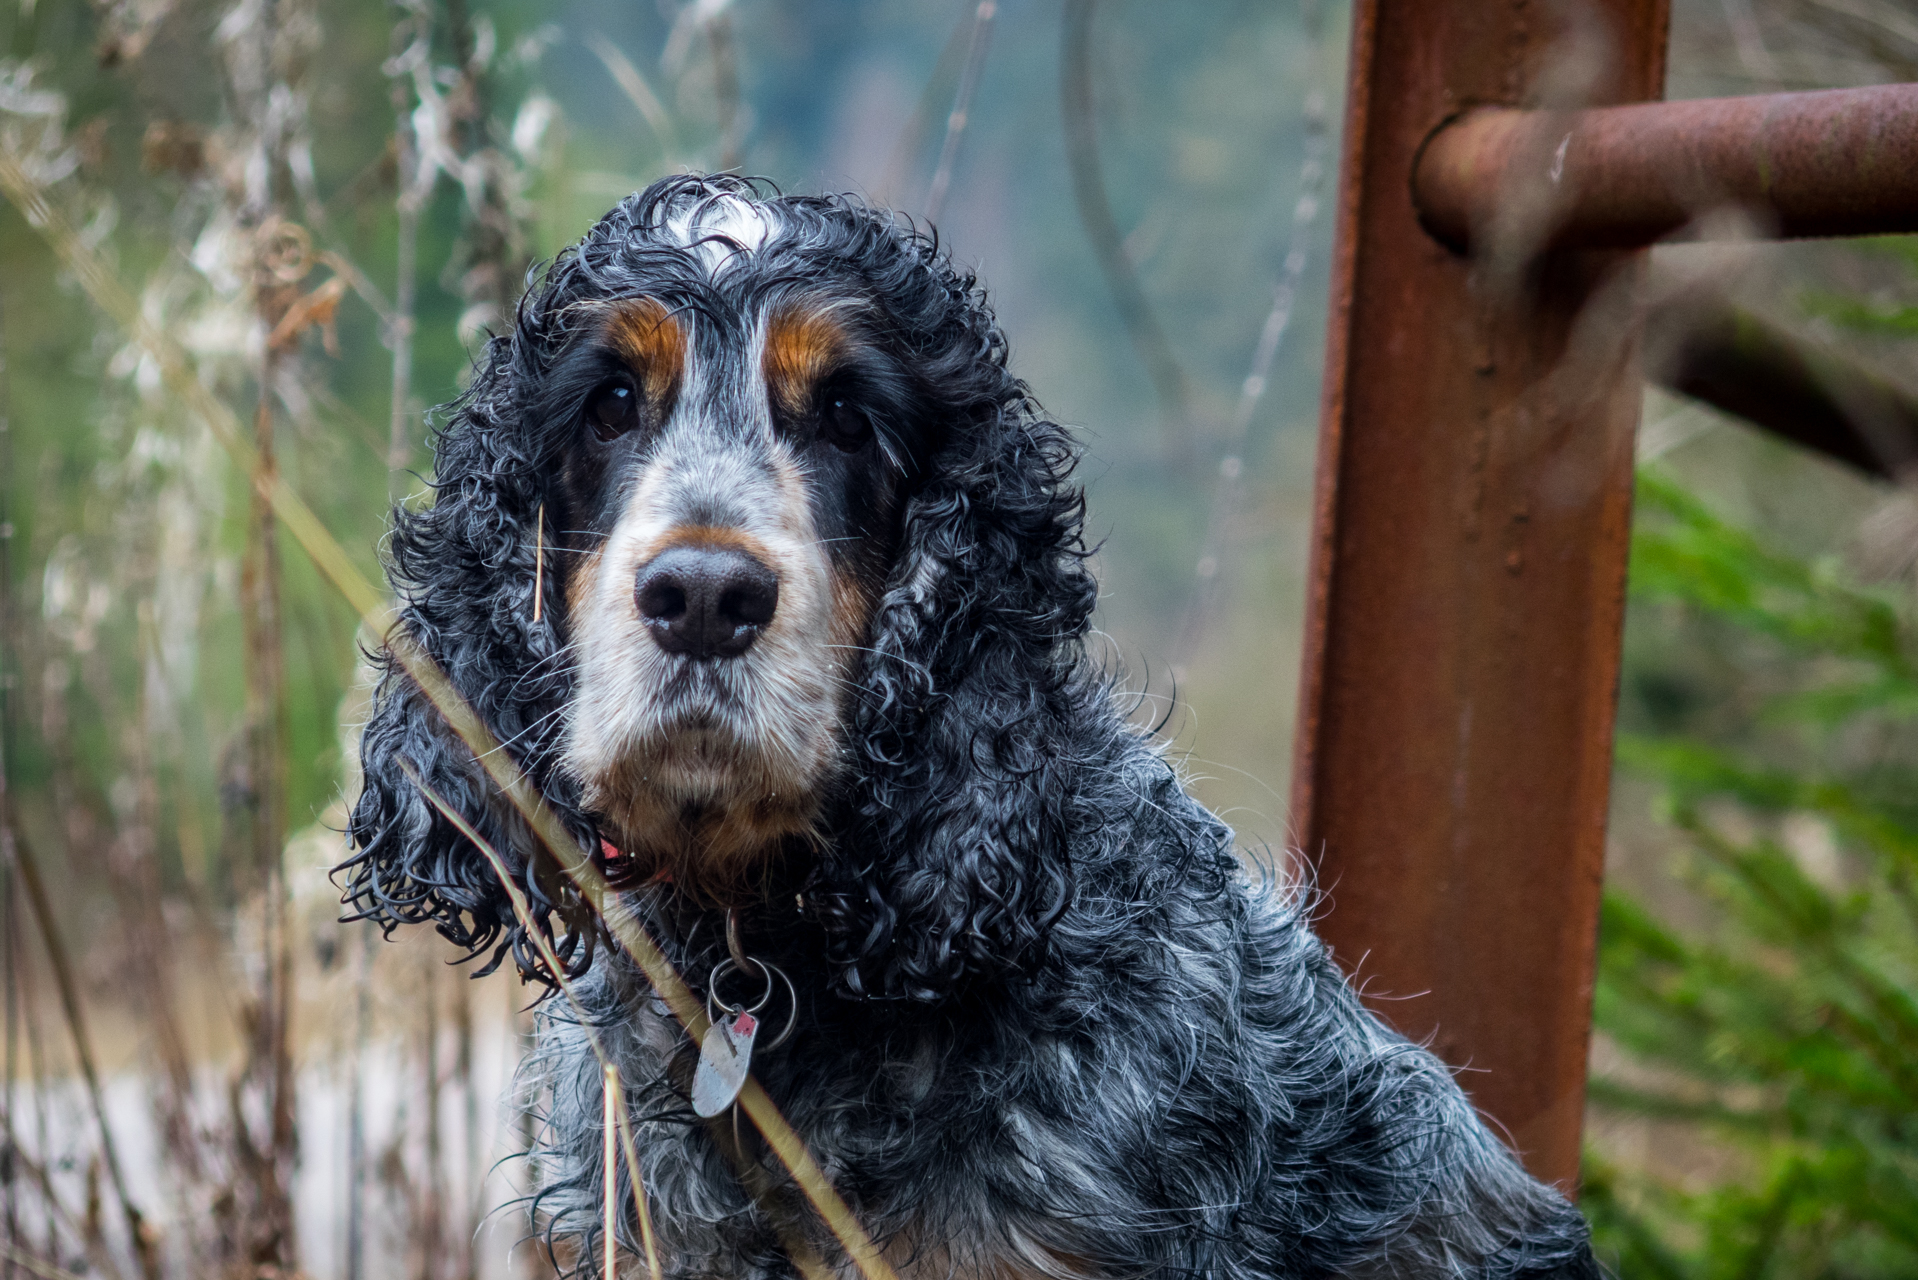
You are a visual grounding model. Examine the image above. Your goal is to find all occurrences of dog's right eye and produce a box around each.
[587,379,639,441]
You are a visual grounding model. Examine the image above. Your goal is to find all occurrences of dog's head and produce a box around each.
[342,175,1096,999]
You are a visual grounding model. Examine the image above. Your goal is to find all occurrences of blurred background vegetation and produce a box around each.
[0,1,1912,1278]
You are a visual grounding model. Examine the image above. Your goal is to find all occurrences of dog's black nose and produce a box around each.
[635,545,779,658]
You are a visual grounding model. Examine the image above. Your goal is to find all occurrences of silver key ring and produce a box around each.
[706,956,774,1017]
[704,956,798,1052]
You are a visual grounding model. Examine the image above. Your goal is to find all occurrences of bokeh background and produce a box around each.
[1,2,1914,1278]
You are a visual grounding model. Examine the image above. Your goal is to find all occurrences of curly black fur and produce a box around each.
[340,175,1601,1279]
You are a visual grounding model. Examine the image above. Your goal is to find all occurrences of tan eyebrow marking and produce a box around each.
[602,296,685,412]
[763,301,852,421]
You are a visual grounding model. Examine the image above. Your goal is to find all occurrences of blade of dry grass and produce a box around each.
[2,832,152,1280]
[924,0,996,224]
[614,1084,663,1280]
[588,35,681,166]
[601,1064,618,1280]
[346,921,372,1280]
[3,1239,90,1280]
[874,8,975,209]
[1059,0,1189,459]
[0,1143,127,1280]
[388,9,426,483]
[399,767,839,1280]
[1,283,16,1280]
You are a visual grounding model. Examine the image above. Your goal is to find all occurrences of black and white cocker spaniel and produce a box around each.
[341,175,1601,1280]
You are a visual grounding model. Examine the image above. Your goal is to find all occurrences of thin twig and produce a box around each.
[924,0,996,225]
[0,1127,128,1280]
[602,1065,618,1280]
[533,503,544,624]
[345,921,372,1280]
[708,10,744,171]
[614,1090,663,1280]
[1059,0,1189,456]
[588,35,681,166]
[0,280,16,1280]
[874,11,975,210]
[1171,82,1331,670]
[4,832,153,1280]
[399,769,850,1280]
[388,10,425,483]
[0,1243,84,1280]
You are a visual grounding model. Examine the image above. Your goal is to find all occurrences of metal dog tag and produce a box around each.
[691,1011,757,1118]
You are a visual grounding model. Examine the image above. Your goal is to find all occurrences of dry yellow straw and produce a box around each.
[615,1081,665,1280]
[533,502,545,624]
[396,765,847,1280]
[0,148,898,1280]
[603,1063,620,1280]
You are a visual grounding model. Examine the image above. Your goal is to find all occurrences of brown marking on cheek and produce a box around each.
[828,561,878,658]
[763,301,851,421]
[602,296,685,413]
[564,542,605,635]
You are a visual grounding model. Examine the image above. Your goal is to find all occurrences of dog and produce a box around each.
[341,175,1601,1280]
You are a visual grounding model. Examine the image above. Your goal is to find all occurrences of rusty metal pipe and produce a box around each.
[1416,84,1918,252]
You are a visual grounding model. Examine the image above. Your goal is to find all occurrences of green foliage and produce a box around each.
[1585,470,1918,1278]
[1801,237,1918,339]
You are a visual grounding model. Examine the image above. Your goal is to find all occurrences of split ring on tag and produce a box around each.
[690,913,802,1118]
[705,957,798,1053]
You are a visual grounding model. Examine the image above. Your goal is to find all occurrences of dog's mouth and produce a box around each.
[566,645,844,901]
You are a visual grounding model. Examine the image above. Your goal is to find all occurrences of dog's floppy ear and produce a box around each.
[812,349,1098,1000]
[340,329,596,982]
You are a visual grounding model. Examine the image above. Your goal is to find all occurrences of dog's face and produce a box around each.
[542,202,932,897]
[346,176,1092,995]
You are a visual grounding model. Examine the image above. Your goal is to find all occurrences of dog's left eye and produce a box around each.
[820,396,873,453]
[588,379,639,441]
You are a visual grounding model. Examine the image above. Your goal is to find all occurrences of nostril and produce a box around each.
[634,543,779,658]
[636,577,688,624]
[717,569,778,630]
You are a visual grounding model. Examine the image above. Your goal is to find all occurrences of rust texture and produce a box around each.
[1292,0,1670,1190]
[1417,84,1918,251]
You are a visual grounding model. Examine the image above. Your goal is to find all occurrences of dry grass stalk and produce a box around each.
[873,11,975,210]
[923,0,996,225]
[612,1087,662,1280]
[386,3,427,482]
[1,283,18,1280]
[5,830,155,1280]
[345,922,372,1280]
[601,1066,617,1280]
[1059,0,1190,458]
[586,35,680,166]
[707,10,744,171]
[397,768,838,1280]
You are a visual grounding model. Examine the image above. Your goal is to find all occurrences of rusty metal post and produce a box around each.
[1292,0,1670,1189]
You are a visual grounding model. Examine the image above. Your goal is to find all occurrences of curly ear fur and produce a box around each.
[341,327,599,981]
[803,263,1100,1002]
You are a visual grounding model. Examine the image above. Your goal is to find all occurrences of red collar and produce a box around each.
[601,835,672,885]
